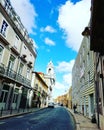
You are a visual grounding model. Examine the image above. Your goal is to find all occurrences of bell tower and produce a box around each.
[46,61,55,101]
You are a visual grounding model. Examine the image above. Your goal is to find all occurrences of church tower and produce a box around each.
[46,61,55,101]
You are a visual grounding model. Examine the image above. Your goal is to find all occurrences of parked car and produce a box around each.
[48,102,54,108]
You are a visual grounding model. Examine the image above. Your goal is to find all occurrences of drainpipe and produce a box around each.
[94,53,100,128]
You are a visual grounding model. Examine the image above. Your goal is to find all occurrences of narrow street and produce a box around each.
[0,107,75,130]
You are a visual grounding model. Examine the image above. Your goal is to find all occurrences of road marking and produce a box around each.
[0,122,5,124]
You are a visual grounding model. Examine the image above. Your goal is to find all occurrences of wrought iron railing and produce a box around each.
[0,64,31,87]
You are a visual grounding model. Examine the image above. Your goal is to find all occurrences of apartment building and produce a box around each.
[90,0,104,129]
[30,72,48,108]
[0,0,37,109]
[72,32,95,118]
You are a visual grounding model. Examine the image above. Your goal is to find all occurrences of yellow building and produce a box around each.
[31,72,48,108]
[0,0,37,109]
[67,87,72,109]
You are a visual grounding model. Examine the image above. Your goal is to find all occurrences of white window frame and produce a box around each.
[8,54,15,71]
[26,67,30,79]
[18,62,24,75]
[0,20,8,37]
[14,35,19,49]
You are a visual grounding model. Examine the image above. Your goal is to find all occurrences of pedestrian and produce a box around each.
[73,104,77,113]
[38,100,41,108]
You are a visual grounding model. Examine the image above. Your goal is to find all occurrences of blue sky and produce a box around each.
[10,0,91,98]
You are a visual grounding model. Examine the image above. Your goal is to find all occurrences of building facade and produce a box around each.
[67,87,72,109]
[90,0,104,129]
[72,32,95,118]
[0,0,37,110]
[30,72,48,108]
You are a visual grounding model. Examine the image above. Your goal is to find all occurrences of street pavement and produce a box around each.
[0,107,100,130]
[68,109,100,130]
[0,107,75,130]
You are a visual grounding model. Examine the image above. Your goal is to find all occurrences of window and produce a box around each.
[5,0,10,10]
[82,78,85,87]
[18,62,24,75]
[14,35,19,49]
[0,20,8,36]
[0,84,9,103]
[82,61,85,70]
[24,46,27,49]
[13,88,19,103]
[87,53,90,66]
[35,84,38,89]
[8,55,15,70]
[88,71,90,87]
[26,67,30,79]
[86,37,89,49]
[48,68,51,74]
[0,45,4,62]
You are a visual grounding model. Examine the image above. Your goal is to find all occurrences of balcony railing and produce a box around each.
[0,64,31,88]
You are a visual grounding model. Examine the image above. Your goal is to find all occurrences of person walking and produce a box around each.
[38,99,41,108]
[73,104,77,113]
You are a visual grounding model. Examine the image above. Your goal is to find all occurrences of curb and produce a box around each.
[67,108,80,130]
[0,111,32,120]
[0,108,45,120]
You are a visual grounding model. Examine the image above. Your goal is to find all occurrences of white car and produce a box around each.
[48,102,54,108]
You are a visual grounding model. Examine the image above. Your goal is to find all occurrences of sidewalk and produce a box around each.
[0,108,41,120]
[68,109,100,130]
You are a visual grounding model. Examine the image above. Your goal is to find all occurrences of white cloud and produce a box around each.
[56,60,75,73]
[40,25,56,33]
[44,37,55,46]
[57,0,91,52]
[52,81,66,98]
[53,77,71,98]
[54,82,66,90]
[10,0,37,34]
[63,73,72,86]
[52,60,74,98]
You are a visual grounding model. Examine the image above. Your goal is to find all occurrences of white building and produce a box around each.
[0,0,37,109]
[45,61,55,102]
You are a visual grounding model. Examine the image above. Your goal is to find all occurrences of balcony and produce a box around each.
[11,46,20,56]
[0,64,31,88]
[20,54,27,63]
[27,61,33,68]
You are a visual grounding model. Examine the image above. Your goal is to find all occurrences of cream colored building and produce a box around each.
[30,72,48,108]
[72,31,95,118]
[0,0,37,109]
